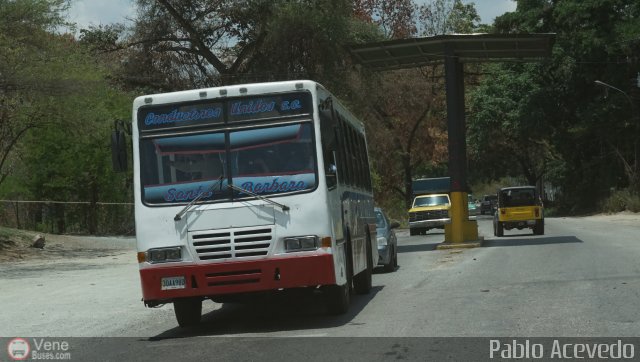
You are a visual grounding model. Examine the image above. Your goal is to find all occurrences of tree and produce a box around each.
[0,0,71,187]
[471,0,640,212]
[418,0,481,36]
[100,0,381,92]
[353,0,417,39]
[364,69,448,209]
[0,1,134,233]
[247,0,379,88]
[349,0,482,211]
[467,63,560,188]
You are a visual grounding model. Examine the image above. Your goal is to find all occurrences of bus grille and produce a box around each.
[189,226,273,261]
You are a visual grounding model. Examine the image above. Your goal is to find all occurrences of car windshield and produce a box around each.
[413,195,449,207]
[139,122,317,204]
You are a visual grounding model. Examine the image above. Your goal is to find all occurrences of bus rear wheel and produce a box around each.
[174,297,202,327]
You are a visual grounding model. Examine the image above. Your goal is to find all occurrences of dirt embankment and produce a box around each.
[573,211,640,227]
[0,228,135,263]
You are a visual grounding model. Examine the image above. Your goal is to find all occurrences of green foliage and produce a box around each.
[470,0,640,214]
[0,0,75,186]
[467,62,556,187]
[0,226,30,243]
[254,0,358,85]
[79,24,125,52]
[600,189,640,213]
[470,177,524,199]
[418,0,481,35]
[0,0,134,234]
[106,0,384,92]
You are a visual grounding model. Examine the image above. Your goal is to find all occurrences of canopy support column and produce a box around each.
[441,48,480,247]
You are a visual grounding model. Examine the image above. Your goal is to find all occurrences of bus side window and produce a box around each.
[354,131,365,189]
[361,135,372,191]
[336,115,349,186]
[320,106,338,188]
[347,125,360,187]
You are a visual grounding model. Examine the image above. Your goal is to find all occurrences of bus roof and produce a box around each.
[133,80,323,109]
[133,80,366,134]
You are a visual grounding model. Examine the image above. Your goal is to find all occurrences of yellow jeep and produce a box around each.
[493,186,544,237]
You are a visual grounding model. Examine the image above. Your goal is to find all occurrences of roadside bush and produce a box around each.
[600,189,640,213]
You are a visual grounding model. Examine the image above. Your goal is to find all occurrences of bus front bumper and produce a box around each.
[139,254,336,302]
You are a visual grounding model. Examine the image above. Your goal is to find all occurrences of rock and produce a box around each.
[31,234,45,249]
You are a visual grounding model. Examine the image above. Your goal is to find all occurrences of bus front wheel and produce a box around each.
[354,235,373,294]
[174,297,202,327]
[325,246,351,314]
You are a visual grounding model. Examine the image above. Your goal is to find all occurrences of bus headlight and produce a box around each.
[377,236,388,246]
[147,247,182,263]
[284,236,318,252]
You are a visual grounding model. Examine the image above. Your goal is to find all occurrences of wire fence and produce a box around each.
[0,200,135,235]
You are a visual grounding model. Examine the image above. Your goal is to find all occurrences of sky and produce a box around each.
[66,0,517,29]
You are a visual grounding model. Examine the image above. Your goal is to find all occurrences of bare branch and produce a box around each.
[156,0,229,74]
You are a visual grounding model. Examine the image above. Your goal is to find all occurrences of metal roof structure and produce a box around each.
[348,33,556,71]
[347,33,555,244]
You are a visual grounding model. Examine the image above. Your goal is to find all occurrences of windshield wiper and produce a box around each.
[226,183,290,212]
[174,175,224,221]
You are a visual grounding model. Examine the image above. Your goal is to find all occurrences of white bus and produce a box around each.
[121,80,378,327]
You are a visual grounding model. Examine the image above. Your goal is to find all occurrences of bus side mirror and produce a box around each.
[111,129,128,172]
[326,164,337,190]
[390,221,400,229]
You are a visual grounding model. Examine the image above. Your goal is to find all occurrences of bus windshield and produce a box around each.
[139,122,317,204]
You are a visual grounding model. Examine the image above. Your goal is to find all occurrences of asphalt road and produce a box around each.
[2,214,640,360]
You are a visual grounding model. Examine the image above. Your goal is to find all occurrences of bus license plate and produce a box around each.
[161,276,186,290]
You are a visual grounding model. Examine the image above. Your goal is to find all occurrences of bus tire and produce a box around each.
[325,246,351,314]
[174,297,202,327]
[354,235,373,295]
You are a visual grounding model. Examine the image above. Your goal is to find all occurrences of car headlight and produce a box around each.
[284,236,318,252]
[377,236,388,246]
[147,247,182,263]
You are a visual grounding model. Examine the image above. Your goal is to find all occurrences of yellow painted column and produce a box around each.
[444,191,479,244]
